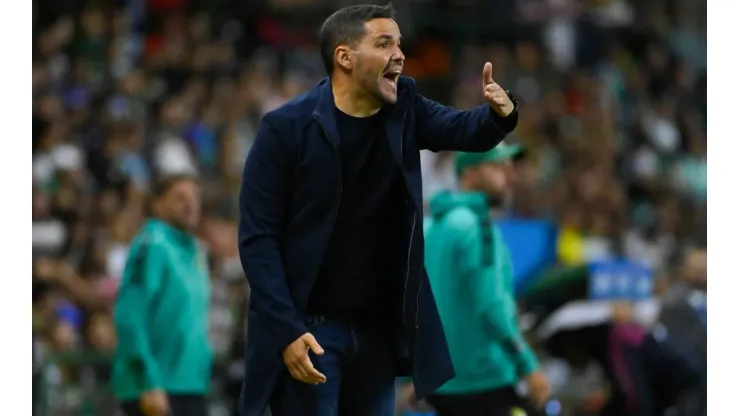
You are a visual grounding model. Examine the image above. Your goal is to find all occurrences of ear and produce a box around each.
[335,45,352,71]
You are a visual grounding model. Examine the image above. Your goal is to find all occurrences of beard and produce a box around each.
[377,77,398,104]
[360,75,397,105]
[485,190,514,211]
[356,59,398,105]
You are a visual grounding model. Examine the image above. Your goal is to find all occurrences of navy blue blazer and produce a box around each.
[238,76,518,415]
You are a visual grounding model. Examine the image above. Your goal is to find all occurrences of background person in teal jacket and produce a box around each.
[113,175,212,416]
[423,144,550,416]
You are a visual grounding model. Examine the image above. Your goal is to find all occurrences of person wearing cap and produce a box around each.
[420,144,550,416]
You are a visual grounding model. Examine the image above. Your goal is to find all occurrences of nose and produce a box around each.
[392,46,405,64]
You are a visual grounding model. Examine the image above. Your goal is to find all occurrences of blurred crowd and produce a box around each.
[31,0,706,414]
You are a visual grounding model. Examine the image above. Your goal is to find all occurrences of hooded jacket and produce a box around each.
[424,191,538,394]
[112,219,212,400]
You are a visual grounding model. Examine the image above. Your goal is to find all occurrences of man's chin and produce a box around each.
[380,90,398,104]
[173,218,198,232]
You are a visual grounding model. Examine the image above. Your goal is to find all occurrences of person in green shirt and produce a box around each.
[423,144,550,416]
[113,175,212,416]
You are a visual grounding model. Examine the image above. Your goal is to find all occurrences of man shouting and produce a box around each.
[238,4,519,415]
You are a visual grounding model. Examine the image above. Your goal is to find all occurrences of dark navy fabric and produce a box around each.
[238,76,517,416]
[268,317,397,416]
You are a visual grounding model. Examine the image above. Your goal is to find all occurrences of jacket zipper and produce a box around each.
[415,249,423,335]
[402,214,415,331]
[399,174,421,335]
[396,112,421,336]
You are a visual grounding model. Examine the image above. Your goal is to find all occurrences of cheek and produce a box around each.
[359,54,385,75]
[491,173,510,191]
[190,203,201,217]
[480,170,503,187]
[358,62,377,81]
[180,202,194,214]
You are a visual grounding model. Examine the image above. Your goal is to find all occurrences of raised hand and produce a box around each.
[482,62,515,117]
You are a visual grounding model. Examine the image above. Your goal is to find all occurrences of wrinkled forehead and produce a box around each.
[361,18,401,43]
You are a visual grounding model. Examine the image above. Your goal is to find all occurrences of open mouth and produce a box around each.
[382,70,401,90]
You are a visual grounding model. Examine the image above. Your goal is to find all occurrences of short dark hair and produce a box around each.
[152,174,198,199]
[147,174,198,217]
[318,4,396,75]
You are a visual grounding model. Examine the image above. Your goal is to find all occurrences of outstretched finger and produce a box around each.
[482,62,494,87]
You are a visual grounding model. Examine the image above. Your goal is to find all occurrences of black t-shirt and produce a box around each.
[306,108,404,321]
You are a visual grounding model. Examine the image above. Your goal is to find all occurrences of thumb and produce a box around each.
[303,334,324,355]
[482,61,493,86]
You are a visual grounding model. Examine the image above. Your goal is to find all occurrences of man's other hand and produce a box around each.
[283,333,327,384]
[140,389,169,416]
[396,382,436,413]
[524,370,550,408]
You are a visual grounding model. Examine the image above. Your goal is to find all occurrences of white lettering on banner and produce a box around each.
[588,260,654,301]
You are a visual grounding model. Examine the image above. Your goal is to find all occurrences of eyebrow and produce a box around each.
[374,34,401,42]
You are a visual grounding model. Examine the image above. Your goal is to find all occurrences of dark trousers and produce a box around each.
[427,386,542,416]
[269,317,396,416]
[120,394,207,416]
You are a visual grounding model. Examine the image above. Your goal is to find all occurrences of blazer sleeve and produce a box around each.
[414,93,518,152]
[238,118,308,351]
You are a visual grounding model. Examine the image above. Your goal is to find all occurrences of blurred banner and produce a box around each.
[587,260,653,301]
[497,218,558,294]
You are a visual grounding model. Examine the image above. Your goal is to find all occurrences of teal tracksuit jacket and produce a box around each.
[424,191,538,394]
[112,218,212,400]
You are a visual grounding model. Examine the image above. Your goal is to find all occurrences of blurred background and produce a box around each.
[31,0,706,414]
